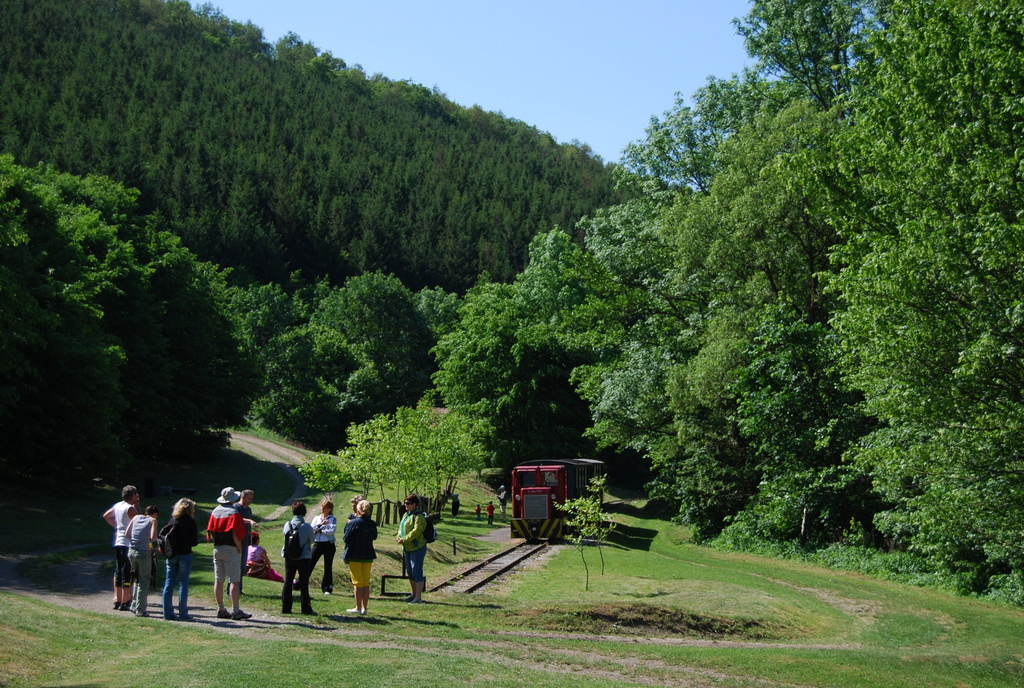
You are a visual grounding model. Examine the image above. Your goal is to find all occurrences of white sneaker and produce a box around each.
[347,608,360,613]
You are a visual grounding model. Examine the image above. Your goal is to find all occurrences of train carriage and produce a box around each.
[509,458,604,541]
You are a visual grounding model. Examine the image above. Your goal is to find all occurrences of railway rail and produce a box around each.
[429,541,548,594]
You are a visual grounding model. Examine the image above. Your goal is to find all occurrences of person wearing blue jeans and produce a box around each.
[396,494,428,603]
[162,498,199,620]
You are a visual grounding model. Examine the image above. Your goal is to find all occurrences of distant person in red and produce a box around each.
[486,501,495,525]
[207,487,252,620]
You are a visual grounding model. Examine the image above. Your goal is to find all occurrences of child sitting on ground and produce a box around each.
[246,532,284,582]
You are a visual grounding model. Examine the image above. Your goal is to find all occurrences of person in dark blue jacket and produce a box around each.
[342,499,377,615]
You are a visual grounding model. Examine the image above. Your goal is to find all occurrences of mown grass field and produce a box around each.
[2,440,1023,687]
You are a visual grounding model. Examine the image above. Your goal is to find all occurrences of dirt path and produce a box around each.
[227,432,308,520]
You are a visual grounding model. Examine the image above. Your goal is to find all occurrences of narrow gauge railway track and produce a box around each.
[430,541,548,593]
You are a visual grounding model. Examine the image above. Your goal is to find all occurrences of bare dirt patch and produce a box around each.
[508,602,783,639]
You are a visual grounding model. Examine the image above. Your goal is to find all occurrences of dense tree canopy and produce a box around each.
[829,0,1024,596]
[229,272,449,450]
[312,272,436,414]
[0,156,256,483]
[560,0,1024,602]
[433,232,597,472]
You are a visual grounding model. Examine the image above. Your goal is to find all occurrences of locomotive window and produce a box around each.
[543,471,558,486]
[520,472,536,487]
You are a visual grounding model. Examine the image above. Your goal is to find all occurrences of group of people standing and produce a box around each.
[103,485,430,619]
[278,493,386,615]
[102,485,200,619]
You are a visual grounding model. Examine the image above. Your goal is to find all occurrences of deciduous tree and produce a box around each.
[562,474,615,591]
[831,0,1024,596]
[339,400,489,505]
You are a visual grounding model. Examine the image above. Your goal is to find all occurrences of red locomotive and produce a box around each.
[509,458,604,540]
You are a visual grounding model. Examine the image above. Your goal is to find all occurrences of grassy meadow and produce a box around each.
[2,441,1023,687]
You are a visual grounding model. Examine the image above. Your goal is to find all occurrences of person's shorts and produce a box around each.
[404,546,426,583]
[213,545,241,584]
[114,546,132,587]
[347,561,372,587]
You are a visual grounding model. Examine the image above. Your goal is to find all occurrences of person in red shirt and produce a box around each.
[486,501,495,525]
[207,487,252,620]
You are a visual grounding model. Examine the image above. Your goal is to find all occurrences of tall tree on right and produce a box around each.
[831,0,1024,598]
[433,231,596,472]
[565,0,887,544]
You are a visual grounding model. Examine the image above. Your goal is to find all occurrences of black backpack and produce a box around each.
[422,513,437,544]
[283,522,304,559]
[157,521,175,558]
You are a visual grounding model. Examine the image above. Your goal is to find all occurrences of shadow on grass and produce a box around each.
[178,446,298,511]
[605,499,675,519]
[16,546,110,591]
[321,614,393,626]
[322,605,462,630]
[606,523,659,552]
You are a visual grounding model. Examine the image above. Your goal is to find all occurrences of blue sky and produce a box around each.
[193,1,753,163]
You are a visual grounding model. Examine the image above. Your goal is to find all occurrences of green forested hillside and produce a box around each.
[0,0,619,291]
[6,0,1024,610]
